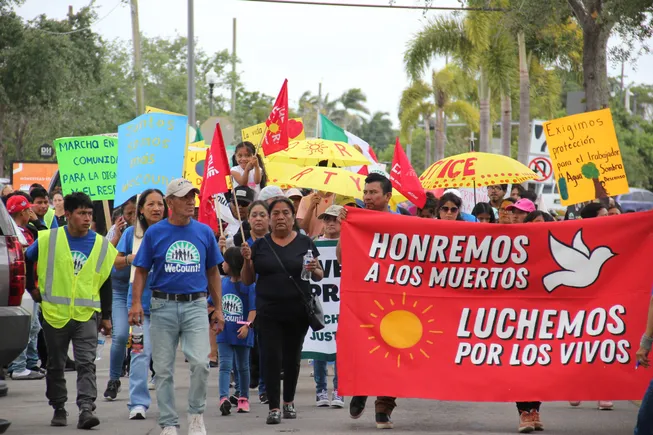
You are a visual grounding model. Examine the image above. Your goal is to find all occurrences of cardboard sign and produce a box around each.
[115,113,188,205]
[241,117,306,145]
[543,109,628,206]
[338,208,653,401]
[302,240,340,362]
[54,136,118,199]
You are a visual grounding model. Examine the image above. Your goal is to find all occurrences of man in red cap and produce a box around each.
[7,194,36,246]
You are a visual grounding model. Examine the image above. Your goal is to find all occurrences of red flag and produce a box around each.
[198,123,231,230]
[389,137,426,208]
[261,79,289,156]
[338,208,653,401]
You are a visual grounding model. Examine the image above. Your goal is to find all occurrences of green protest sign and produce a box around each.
[54,135,118,200]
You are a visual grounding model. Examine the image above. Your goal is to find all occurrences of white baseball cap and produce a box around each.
[258,185,285,201]
[166,178,200,198]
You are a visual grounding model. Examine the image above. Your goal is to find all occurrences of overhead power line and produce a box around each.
[240,0,506,11]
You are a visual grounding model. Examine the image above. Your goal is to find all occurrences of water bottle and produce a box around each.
[301,250,313,281]
[96,333,106,361]
[131,325,144,354]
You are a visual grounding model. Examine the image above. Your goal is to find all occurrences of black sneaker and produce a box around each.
[209,361,218,368]
[219,398,232,416]
[282,403,297,419]
[229,394,239,406]
[259,393,269,404]
[349,396,368,419]
[51,407,68,427]
[266,410,281,425]
[77,410,100,430]
[375,412,393,429]
[103,379,121,401]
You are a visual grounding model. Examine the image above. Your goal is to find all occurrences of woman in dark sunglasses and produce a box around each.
[437,192,464,221]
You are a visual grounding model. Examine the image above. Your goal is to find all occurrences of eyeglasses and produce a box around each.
[499,208,512,214]
[487,186,503,191]
[440,206,459,213]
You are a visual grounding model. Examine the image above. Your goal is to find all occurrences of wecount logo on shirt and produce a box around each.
[71,251,88,275]
[164,241,201,273]
[222,293,243,322]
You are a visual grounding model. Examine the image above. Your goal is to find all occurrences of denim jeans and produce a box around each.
[9,302,41,372]
[110,290,129,380]
[128,315,151,411]
[635,377,653,434]
[218,343,250,400]
[150,297,210,428]
[314,360,337,393]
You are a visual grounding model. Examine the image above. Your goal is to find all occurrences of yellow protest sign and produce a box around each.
[241,118,306,145]
[182,141,209,206]
[145,106,183,116]
[543,108,628,206]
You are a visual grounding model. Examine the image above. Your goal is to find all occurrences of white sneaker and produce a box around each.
[187,414,206,435]
[129,405,146,420]
[160,427,178,435]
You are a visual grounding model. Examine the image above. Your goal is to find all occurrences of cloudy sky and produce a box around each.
[17,0,653,127]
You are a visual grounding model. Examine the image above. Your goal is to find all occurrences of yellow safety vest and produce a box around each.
[44,208,56,229]
[37,228,117,329]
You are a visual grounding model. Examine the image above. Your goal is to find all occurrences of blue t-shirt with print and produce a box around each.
[211,277,256,347]
[117,226,154,314]
[26,227,96,275]
[132,219,223,295]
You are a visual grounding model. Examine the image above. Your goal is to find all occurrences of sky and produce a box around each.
[16,0,653,128]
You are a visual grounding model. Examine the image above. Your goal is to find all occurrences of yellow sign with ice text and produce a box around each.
[183,141,209,206]
[543,108,629,206]
[241,118,306,145]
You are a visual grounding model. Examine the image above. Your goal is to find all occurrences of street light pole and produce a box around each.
[187,0,196,126]
[206,68,218,118]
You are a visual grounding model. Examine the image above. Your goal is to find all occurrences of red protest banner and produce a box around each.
[338,208,653,401]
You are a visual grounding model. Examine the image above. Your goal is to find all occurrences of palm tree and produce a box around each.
[399,81,435,168]
[404,13,514,154]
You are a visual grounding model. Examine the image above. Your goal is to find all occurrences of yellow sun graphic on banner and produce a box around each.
[360,292,443,368]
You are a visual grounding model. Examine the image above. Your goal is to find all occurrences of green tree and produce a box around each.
[399,80,435,168]
[358,111,395,153]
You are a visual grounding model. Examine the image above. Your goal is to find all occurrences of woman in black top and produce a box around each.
[241,198,323,425]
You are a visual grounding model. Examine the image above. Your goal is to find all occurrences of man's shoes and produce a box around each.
[375,412,393,429]
[77,409,100,430]
[316,389,330,407]
[129,406,146,420]
[266,410,281,425]
[103,379,121,401]
[51,407,68,426]
[27,366,45,375]
[518,410,535,433]
[598,401,614,410]
[349,396,368,419]
[10,369,44,380]
[148,377,156,390]
[569,401,581,406]
[531,410,543,431]
[209,360,218,368]
[187,413,206,435]
[331,390,345,408]
[282,403,297,419]
[160,426,178,435]
[219,398,232,416]
[259,393,269,404]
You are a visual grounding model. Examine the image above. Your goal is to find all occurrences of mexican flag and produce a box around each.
[319,114,379,174]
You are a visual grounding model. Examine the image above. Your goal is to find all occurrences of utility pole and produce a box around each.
[130,0,145,115]
[231,18,237,117]
[316,82,322,137]
[187,0,196,126]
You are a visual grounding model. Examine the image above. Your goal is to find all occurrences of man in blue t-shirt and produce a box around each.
[129,178,224,435]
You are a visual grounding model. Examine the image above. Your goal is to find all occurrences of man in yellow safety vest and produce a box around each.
[27,192,116,430]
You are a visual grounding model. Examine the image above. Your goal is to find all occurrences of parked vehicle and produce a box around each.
[0,198,31,434]
[615,188,653,212]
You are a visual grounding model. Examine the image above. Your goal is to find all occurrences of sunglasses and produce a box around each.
[440,206,459,213]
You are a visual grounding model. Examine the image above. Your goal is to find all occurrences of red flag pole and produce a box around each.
[229,181,246,245]
[212,195,225,253]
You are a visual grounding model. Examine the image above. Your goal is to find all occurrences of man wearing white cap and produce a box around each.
[129,178,225,435]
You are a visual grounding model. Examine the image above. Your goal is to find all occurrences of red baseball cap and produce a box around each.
[6,195,32,214]
[506,198,536,213]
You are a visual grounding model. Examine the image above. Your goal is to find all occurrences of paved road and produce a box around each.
[1,343,642,435]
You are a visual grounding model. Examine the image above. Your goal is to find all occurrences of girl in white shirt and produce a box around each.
[231,142,265,195]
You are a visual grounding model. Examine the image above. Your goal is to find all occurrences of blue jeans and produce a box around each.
[109,290,129,381]
[128,315,151,411]
[218,343,250,400]
[314,360,338,393]
[150,297,210,428]
[635,377,653,434]
[9,302,41,372]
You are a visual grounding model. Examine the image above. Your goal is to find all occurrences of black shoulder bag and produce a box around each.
[262,235,325,332]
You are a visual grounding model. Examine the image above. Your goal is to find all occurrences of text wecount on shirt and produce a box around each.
[214,277,256,347]
[25,227,96,276]
[132,219,223,294]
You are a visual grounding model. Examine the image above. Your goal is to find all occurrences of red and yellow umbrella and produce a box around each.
[419,152,537,190]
